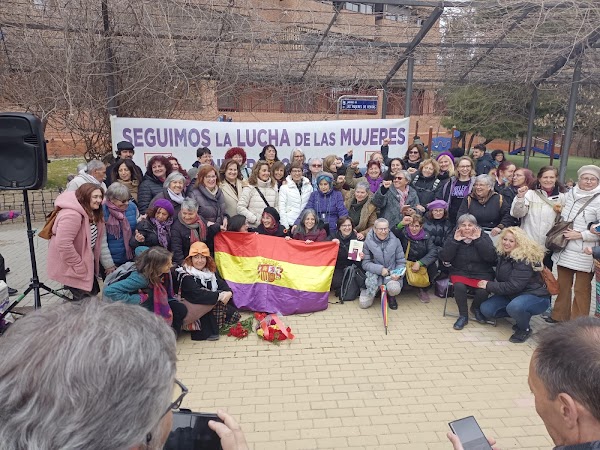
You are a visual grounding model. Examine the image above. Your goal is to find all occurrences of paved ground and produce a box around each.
[1,221,558,449]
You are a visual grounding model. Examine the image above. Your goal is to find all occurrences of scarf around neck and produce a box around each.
[366,175,383,193]
[152,273,174,326]
[406,227,426,241]
[178,211,207,243]
[104,199,134,259]
[179,264,218,292]
[150,217,173,249]
[167,189,184,205]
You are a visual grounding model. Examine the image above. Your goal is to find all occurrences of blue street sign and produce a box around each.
[340,99,378,111]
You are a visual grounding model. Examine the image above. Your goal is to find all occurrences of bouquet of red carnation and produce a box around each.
[254,312,294,344]
[221,316,253,339]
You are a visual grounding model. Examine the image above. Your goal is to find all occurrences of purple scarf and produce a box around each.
[152,273,174,326]
[150,217,173,249]
[366,175,383,193]
[104,199,133,259]
[406,227,426,241]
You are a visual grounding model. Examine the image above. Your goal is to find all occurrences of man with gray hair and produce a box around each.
[66,159,108,192]
[448,317,600,449]
[360,218,406,310]
[0,300,248,450]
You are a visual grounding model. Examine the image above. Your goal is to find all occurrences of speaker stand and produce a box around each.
[0,190,69,321]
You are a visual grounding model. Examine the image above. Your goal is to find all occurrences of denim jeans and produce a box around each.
[480,293,551,331]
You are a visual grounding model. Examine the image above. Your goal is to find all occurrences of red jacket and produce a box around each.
[47,191,105,291]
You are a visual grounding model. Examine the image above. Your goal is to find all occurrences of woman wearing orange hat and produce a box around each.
[174,242,241,341]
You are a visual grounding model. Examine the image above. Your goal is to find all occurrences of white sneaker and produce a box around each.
[359,289,374,309]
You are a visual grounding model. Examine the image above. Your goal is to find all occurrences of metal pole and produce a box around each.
[550,130,557,166]
[405,56,414,118]
[523,87,538,168]
[381,85,388,119]
[101,0,118,116]
[559,58,583,184]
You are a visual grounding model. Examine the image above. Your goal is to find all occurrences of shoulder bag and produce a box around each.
[545,193,599,253]
[404,241,430,288]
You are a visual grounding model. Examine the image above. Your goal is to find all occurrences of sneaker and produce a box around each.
[509,328,532,343]
[512,324,532,332]
[471,307,487,324]
[418,289,430,303]
[207,334,220,341]
[453,316,468,330]
[388,296,398,310]
[359,289,374,309]
[544,317,559,324]
[7,287,17,296]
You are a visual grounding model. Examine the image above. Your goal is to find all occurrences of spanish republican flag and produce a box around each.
[214,232,337,315]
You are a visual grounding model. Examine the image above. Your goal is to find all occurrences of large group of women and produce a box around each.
[46,140,600,344]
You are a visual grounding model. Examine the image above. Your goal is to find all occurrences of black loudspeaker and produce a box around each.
[0,112,47,190]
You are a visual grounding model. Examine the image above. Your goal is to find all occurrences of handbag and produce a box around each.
[540,267,559,296]
[339,264,366,302]
[545,193,599,253]
[434,277,453,298]
[404,242,430,288]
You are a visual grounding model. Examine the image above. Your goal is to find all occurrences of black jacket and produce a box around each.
[475,153,494,175]
[130,218,165,249]
[328,230,359,270]
[424,218,452,248]
[397,228,438,266]
[486,256,549,299]
[411,173,442,207]
[170,217,220,266]
[439,233,497,280]
[138,173,165,213]
[457,191,513,230]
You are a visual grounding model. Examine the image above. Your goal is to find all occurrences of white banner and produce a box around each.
[110,116,410,170]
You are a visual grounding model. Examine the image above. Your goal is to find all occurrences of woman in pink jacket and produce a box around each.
[47,183,115,300]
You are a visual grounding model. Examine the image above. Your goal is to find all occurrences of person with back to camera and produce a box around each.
[47,183,115,300]
[478,227,551,343]
[439,214,497,330]
[360,218,406,310]
[447,317,600,450]
[0,299,249,450]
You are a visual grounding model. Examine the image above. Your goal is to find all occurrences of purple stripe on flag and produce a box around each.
[228,281,329,315]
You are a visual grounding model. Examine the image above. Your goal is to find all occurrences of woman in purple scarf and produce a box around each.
[344,160,384,194]
[102,182,138,266]
[130,198,174,251]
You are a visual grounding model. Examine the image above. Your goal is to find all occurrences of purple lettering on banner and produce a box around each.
[201,129,211,147]
[303,132,310,146]
[269,129,279,146]
[257,129,267,147]
[295,133,303,146]
[145,128,156,147]
[174,128,187,147]
[388,128,397,143]
[379,128,389,142]
[133,128,143,147]
[156,128,169,147]
[236,129,245,147]
[369,128,379,146]
[281,130,290,146]
[361,130,369,146]
[247,158,256,169]
[122,128,133,144]
[397,128,406,145]
[223,132,231,147]
[328,132,335,146]
[340,128,351,146]
[188,129,201,147]
[246,130,256,147]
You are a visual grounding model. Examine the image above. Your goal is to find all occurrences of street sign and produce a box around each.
[340,99,378,111]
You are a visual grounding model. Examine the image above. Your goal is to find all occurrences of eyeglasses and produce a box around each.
[458,165,471,169]
[146,378,189,446]
[340,223,353,228]
[408,151,419,155]
[580,176,598,183]
[394,176,404,180]
[375,227,389,232]
[311,164,322,168]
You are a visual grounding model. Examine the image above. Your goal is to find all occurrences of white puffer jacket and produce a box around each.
[237,178,279,228]
[510,189,566,248]
[552,185,600,272]
[278,175,312,228]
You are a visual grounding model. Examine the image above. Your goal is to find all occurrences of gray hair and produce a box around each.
[355,181,370,193]
[474,174,495,188]
[456,213,478,227]
[181,197,198,212]
[163,171,186,188]
[374,218,389,229]
[86,159,105,173]
[534,317,600,421]
[187,167,199,181]
[398,169,412,183]
[0,300,176,449]
[308,157,322,165]
[105,182,130,202]
[289,147,305,162]
[76,162,87,173]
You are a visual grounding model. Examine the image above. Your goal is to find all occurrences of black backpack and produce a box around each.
[339,264,366,303]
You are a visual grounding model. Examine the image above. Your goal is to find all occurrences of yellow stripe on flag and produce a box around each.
[215,252,334,293]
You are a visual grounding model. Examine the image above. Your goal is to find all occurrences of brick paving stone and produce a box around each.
[3,221,592,449]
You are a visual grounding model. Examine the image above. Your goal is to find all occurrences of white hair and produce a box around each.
[163,171,186,188]
[0,300,177,449]
[181,197,198,212]
[105,182,130,202]
[86,159,105,173]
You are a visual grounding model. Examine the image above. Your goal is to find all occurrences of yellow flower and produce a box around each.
[257,329,264,337]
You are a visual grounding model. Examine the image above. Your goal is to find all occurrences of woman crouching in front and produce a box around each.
[479,227,550,343]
